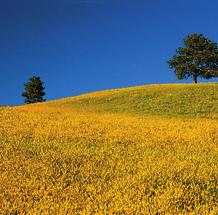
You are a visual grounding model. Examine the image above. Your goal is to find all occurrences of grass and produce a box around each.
[0,83,217,214]
[52,83,218,118]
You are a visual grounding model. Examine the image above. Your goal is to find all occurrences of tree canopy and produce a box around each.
[22,76,46,104]
[168,34,218,83]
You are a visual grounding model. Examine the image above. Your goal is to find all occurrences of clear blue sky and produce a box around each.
[0,0,218,105]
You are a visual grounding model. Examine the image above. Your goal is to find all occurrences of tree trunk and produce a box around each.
[193,75,197,84]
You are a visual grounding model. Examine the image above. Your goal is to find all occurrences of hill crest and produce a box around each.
[42,83,218,118]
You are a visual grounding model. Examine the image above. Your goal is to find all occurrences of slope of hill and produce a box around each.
[49,83,218,118]
[0,83,218,214]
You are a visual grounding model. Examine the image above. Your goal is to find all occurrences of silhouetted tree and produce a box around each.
[22,76,46,104]
[168,34,218,83]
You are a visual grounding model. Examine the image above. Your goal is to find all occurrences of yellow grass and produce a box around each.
[0,103,217,214]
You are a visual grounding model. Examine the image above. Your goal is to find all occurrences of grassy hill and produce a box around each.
[49,83,218,118]
[0,83,218,214]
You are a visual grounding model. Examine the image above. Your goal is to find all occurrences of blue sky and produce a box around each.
[0,0,218,105]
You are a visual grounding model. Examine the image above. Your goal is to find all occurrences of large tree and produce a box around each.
[168,33,218,83]
[22,76,46,104]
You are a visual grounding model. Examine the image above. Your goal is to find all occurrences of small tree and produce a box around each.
[22,76,46,104]
[168,33,218,83]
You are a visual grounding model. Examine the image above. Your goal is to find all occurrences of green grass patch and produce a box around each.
[55,83,218,118]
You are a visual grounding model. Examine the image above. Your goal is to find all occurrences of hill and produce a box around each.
[0,83,217,214]
[48,83,218,118]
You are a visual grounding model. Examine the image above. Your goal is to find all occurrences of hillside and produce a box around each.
[48,83,218,118]
[0,83,218,214]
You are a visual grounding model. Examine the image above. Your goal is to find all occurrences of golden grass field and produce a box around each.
[0,84,217,214]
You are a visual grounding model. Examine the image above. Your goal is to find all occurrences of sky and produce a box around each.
[0,0,218,105]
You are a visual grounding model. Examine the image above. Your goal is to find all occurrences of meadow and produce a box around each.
[0,83,217,214]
